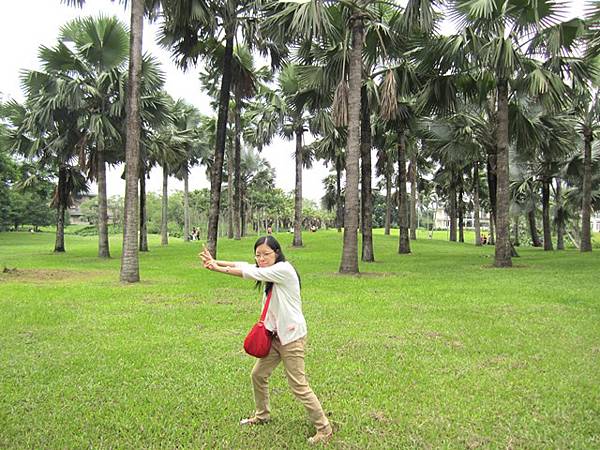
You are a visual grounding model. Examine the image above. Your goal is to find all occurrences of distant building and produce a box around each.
[433,207,599,232]
[67,194,95,225]
[592,213,600,232]
[434,208,490,230]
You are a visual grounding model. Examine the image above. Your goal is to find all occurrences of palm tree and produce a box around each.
[563,144,600,246]
[119,0,145,281]
[245,62,326,246]
[170,101,208,242]
[408,144,418,241]
[337,0,368,272]
[573,88,600,252]
[40,15,130,258]
[64,0,161,281]
[146,96,189,246]
[263,0,368,271]
[15,94,88,252]
[425,111,487,245]
[360,86,375,261]
[276,64,315,248]
[425,0,571,266]
[160,0,278,258]
[15,65,91,253]
[373,122,395,236]
[231,47,266,240]
[511,99,577,250]
[200,44,268,241]
[537,10,600,251]
[125,60,170,252]
[239,148,276,234]
[310,125,347,233]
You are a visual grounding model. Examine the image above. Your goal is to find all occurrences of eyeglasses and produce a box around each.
[255,251,275,259]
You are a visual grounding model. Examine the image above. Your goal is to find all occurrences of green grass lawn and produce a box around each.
[1,229,599,449]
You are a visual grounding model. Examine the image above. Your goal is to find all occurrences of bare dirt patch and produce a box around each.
[326,271,398,278]
[480,264,530,269]
[0,268,108,283]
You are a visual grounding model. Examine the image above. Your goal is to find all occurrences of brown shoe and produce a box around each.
[239,416,270,426]
[308,426,333,445]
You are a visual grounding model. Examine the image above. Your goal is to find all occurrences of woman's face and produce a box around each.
[255,243,277,268]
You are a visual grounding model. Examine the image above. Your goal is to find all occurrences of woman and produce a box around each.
[199,236,333,445]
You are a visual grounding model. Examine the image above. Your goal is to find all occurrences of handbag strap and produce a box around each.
[259,288,273,323]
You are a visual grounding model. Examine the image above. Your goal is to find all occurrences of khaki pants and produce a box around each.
[251,336,330,432]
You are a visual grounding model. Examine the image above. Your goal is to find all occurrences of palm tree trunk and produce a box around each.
[234,91,242,240]
[241,186,247,237]
[556,178,564,250]
[397,129,411,254]
[161,165,169,245]
[541,177,553,251]
[360,86,374,262]
[494,80,512,266]
[513,215,520,246]
[384,171,391,235]
[339,12,364,273]
[183,170,190,242]
[120,0,143,283]
[409,153,417,240]
[227,140,234,239]
[473,162,482,246]
[54,165,67,253]
[581,127,593,252]
[336,156,343,232]
[528,209,541,247]
[449,181,457,242]
[139,168,148,252]
[486,144,497,238]
[458,183,465,243]
[97,145,110,258]
[55,202,66,253]
[293,128,304,247]
[206,32,234,259]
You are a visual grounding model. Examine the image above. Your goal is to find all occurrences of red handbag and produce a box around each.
[243,289,273,358]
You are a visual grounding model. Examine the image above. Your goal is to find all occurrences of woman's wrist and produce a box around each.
[215,260,233,267]
[215,265,230,274]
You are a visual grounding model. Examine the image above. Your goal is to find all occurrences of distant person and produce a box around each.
[199,236,333,445]
[481,234,487,245]
[267,225,273,235]
[310,225,317,232]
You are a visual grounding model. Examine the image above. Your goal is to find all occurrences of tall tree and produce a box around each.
[171,101,208,242]
[15,68,89,253]
[119,0,145,281]
[426,0,570,266]
[42,15,130,258]
[160,0,278,258]
[63,0,162,279]
[335,2,367,272]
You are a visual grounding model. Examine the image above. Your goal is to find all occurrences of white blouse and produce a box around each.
[234,261,307,345]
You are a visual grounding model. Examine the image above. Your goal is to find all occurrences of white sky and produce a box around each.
[0,0,585,203]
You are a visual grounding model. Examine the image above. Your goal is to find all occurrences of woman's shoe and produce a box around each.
[307,426,333,445]
[239,416,270,426]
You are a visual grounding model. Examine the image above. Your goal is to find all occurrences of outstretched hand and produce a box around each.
[199,247,217,270]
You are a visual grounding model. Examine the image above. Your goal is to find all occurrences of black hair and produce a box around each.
[253,235,301,293]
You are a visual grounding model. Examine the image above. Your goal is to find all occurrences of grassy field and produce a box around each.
[1,229,599,449]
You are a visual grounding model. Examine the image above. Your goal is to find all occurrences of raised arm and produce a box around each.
[239,262,294,284]
[199,247,243,277]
